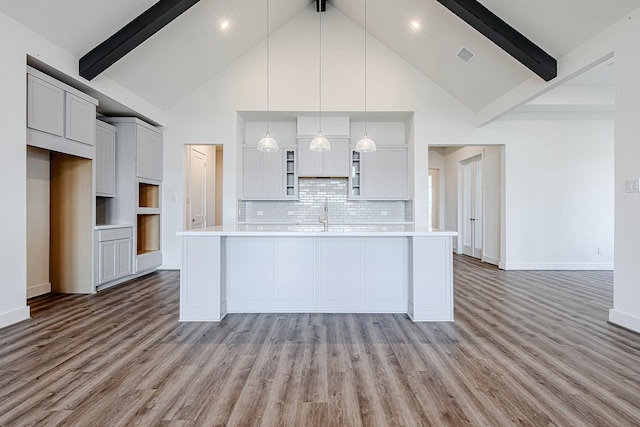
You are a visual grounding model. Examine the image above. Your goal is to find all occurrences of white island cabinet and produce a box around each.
[177,225,456,322]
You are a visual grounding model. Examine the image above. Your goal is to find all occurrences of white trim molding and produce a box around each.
[501,262,613,271]
[482,255,500,266]
[0,306,30,330]
[609,309,640,334]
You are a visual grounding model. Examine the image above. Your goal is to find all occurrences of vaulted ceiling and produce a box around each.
[0,0,637,113]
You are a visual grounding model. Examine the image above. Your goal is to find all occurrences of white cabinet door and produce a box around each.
[136,125,163,181]
[384,148,408,199]
[362,150,386,199]
[273,238,315,300]
[98,231,133,285]
[27,74,64,137]
[363,238,407,300]
[149,130,163,181]
[136,125,152,179]
[297,138,349,177]
[65,93,96,145]
[263,150,284,198]
[297,139,323,177]
[95,121,116,196]
[319,238,361,301]
[99,240,118,284]
[362,147,408,199]
[242,148,285,199]
[242,148,265,199]
[323,139,349,176]
[116,238,133,277]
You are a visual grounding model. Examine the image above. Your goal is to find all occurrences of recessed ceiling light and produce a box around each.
[218,19,230,31]
[410,20,422,31]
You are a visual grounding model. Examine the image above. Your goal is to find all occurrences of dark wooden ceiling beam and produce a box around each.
[436,0,557,81]
[79,0,200,81]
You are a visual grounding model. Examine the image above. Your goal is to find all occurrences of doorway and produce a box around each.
[185,145,223,229]
[428,145,502,266]
[459,155,483,259]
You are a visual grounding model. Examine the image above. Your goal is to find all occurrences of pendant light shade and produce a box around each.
[310,5,330,152]
[257,0,278,152]
[355,0,376,153]
[310,131,331,152]
[258,132,278,152]
[355,132,376,152]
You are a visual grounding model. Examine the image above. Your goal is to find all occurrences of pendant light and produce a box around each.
[355,0,376,153]
[257,0,278,152]
[310,6,331,152]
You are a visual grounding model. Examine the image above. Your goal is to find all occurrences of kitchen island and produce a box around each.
[176,225,457,322]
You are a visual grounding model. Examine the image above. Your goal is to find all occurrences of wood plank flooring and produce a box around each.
[1,255,640,426]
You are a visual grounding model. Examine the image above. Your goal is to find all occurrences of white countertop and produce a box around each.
[177,224,457,237]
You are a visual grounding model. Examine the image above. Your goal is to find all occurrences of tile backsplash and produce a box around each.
[238,178,413,224]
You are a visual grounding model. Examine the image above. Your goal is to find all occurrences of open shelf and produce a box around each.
[285,150,296,197]
[137,214,160,255]
[139,182,159,208]
[351,151,361,197]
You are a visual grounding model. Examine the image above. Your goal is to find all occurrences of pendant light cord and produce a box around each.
[363,0,367,134]
[266,0,270,134]
[318,8,322,134]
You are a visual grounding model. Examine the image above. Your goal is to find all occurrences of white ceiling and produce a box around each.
[1,0,638,114]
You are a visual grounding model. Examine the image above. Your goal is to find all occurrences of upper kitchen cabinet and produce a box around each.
[354,147,408,200]
[26,67,98,159]
[297,138,349,177]
[136,125,163,181]
[95,120,116,197]
[101,117,163,182]
[297,116,350,177]
[242,148,297,199]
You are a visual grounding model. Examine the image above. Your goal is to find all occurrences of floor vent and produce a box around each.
[457,47,474,63]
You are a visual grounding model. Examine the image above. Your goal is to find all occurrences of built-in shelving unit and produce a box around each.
[137,181,160,256]
[286,150,296,197]
[351,150,361,197]
[137,214,160,255]
[100,117,163,275]
[138,182,159,209]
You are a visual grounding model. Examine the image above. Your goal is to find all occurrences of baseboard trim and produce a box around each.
[609,309,640,334]
[501,262,613,271]
[0,306,30,330]
[482,255,500,266]
[27,282,51,299]
[159,262,180,270]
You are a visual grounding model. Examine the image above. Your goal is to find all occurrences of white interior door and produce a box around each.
[188,148,207,230]
[460,156,483,259]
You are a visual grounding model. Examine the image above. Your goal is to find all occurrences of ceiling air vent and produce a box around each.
[456,47,474,63]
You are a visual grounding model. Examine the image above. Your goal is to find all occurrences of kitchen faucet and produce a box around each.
[318,197,329,231]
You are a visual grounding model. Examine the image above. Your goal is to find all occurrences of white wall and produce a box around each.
[465,120,614,270]
[610,10,640,332]
[0,11,165,328]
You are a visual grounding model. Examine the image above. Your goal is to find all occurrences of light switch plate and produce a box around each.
[625,179,640,193]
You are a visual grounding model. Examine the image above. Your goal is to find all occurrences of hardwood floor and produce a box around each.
[1,255,639,426]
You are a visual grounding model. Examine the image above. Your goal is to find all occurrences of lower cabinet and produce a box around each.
[97,227,133,285]
[225,236,408,313]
